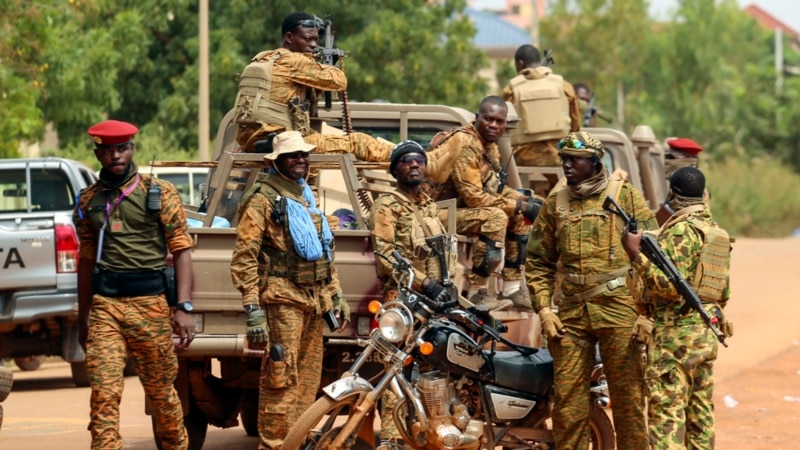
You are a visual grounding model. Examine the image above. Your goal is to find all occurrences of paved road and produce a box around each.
[0,237,797,449]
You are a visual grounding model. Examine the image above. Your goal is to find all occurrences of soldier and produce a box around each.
[621,166,732,449]
[501,44,581,196]
[657,137,707,224]
[74,120,195,450]
[525,131,654,450]
[233,11,393,163]
[230,130,350,450]
[424,96,539,311]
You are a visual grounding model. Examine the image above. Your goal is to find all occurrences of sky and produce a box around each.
[471,0,800,34]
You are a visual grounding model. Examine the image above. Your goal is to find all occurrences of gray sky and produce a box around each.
[471,1,800,33]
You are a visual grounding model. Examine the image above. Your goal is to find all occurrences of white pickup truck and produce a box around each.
[0,157,115,385]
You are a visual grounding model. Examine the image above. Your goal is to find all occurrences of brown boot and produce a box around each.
[468,288,514,312]
[498,289,534,312]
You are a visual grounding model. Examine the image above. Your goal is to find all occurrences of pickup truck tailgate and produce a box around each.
[0,217,59,289]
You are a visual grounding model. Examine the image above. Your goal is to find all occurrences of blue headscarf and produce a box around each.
[270,167,333,261]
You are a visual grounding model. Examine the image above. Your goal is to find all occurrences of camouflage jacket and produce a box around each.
[257,48,347,104]
[230,173,337,312]
[526,178,656,328]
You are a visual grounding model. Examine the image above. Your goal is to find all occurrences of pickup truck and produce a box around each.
[147,101,669,449]
[0,157,109,386]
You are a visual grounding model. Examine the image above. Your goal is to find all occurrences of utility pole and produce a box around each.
[199,0,210,161]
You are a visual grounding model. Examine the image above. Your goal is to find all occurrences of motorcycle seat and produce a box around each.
[486,349,554,396]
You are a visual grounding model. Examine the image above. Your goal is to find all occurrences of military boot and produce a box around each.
[498,289,534,312]
[468,288,513,312]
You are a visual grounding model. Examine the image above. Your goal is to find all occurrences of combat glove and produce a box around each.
[720,319,734,338]
[538,306,565,340]
[522,197,543,223]
[246,309,269,345]
[423,279,454,306]
[332,292,351,324]
[631,314,654,345]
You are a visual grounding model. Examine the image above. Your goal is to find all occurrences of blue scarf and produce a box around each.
[270,168,333,261]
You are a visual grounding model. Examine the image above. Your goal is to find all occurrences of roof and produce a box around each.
[743,4,799,39]
[465,7,530,56]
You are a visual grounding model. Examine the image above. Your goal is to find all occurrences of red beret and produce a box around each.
[87,120,139,146]
[666,137,702,156]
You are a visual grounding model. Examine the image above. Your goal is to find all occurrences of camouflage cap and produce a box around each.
[557,131,605,158]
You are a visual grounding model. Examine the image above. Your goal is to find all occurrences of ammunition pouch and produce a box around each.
[289,97,311,136]
[92,267,167,299]
[264,249,331,285]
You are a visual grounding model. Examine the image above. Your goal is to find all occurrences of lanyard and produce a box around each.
[96,174,141,262]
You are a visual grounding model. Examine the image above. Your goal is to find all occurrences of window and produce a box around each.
[0,168,75,213]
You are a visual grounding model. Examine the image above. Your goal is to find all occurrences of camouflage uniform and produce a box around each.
[230,172,337,450]
[74,163,191,450]
[501,70,581,196]
[235,48,392,162]
[631,204,731,449]
[526,169,655,450]
[427,125,529,286]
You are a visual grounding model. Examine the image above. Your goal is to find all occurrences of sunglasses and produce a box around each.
[557,138,602,152]
[398,154,426,166]
[95,143,133,156]
[283,151,310,159]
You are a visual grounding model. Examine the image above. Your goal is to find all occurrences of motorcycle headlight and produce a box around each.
[377,308,410,343]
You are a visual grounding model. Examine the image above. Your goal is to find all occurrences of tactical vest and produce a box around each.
[387,191,456,283]
[509,67,571,145]
[554,177,625,239]
[233,50,304,131]
[251,182,332,285]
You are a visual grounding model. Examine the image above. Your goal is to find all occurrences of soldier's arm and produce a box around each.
[632,222,703,301]
[564,82,581,132]
[157,180,194,302]
[525,197,560,311]
[231,194,270,308]
[450,137,516,214]
[369,201,428,292]
[287,52,347,92]
[500,84,514,102]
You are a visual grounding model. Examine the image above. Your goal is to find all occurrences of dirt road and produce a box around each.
[0,237,798,449]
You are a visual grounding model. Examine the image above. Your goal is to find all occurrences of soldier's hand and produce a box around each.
[720,319,734,338]
[332,292,350,332]
[246,309,269,345]
[631,314,654,345]
[522,197,543,223]
[538,306,565,340]
[621,228,642,260]
[423,278,454,306]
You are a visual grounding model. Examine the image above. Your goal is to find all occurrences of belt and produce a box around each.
[557,276,627,306]
[564,267,629,285]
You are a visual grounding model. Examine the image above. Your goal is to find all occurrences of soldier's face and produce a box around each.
[475,104,507,143]
[561,154,597,185]
[395,153,426,187]
[94,143,134,176]
[286,26,319,53]
[275,151,310,181]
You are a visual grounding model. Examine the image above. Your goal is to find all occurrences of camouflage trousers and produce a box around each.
[549,307,648,450]
[646,321,718,450]
[86,294,187,450]
[258,303,324,450]
[442,206,529,285]
[512,140,561,196]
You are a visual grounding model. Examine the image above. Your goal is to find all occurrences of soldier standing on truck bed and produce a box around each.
[424,96,540,311]
[525,131,654,450]
[233,11,393,163]
[74,119,196,450]
[621,166,733,449]
[230,130,350,450]
[501,44,581,197]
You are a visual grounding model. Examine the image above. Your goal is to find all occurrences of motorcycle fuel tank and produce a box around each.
[419,323,486,375]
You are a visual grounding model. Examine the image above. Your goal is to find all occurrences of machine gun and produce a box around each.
[603,196,728,347]
[315,16,349,110]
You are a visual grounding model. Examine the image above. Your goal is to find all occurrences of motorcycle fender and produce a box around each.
[322,375,374,401]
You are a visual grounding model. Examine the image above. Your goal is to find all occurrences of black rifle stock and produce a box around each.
[603,196,728,347]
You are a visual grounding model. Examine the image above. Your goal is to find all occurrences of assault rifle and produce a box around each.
[316,16,348,110]
[583,96,612,127]
[542,49,555,67]
[603,196,728,347]
[425,235,454,289]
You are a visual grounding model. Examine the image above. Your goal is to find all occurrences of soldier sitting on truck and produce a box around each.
[423,96,540,312]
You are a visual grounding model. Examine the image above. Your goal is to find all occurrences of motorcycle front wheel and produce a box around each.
[589,403,616,450]
[282,395,374,450]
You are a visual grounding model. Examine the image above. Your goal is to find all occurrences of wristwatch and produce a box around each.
[176,301,194,313]
[243,304,260,314]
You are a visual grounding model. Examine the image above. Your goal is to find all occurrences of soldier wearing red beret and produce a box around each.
[74,119,195,449]
[659,137,710,224]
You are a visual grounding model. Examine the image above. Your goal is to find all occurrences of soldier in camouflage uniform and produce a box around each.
[657,138,711,224]
[234,11,393,163]
[501,44,581,196]
[74,120,195,450]
[621,166,732,449]
[230,131,350,450]
[425,96,540,311]
[525,131,654,450]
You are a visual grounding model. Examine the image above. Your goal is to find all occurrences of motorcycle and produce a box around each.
[283,251,615,449]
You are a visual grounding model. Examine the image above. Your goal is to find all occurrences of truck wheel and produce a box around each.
[240,389,259,437]
[153,400,208,450]
[70,362,90,387]
[0,367,13,402]
[14,355,46,371]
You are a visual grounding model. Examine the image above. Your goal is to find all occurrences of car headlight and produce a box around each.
[377,308,410,343]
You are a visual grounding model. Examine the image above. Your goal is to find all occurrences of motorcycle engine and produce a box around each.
[417,372,483,449]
